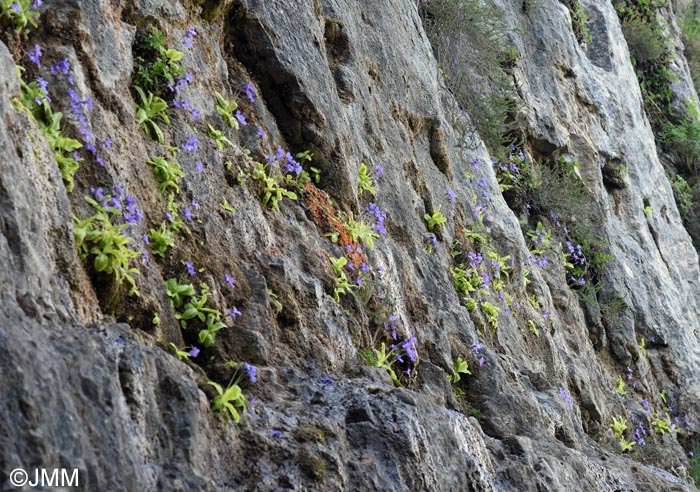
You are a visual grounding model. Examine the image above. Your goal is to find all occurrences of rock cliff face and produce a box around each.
[0,0,699,490]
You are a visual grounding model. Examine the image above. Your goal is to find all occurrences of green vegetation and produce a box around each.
[357,162,376,196]
[207,379,248,423]
[166,279,227,347]
[149,222,175,257]
[689,443,700,486]
[0,0,39,32]
[73,196,140,295]
[481,301,499,330]
[133,25,186,98]
[560,0,591,44]
[614,0,674,129]
[134,86,170,143]
[362,342,400,386]
[147,155,184,193]
[419,0,516,154]
[343,214,379,249]
[652,415,672,434]
[16,67,82,192]
[448,356,471,384]
[250,162,298,210]
[215,91,240,129]
[208,124,234,150]
[424,205,447,231]
[330,256,354,302]
[615,376,627,396]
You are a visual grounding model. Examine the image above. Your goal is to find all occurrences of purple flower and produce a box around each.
[225,274,235,289]
[471,340,484,352]
[195,161,203,173]
[402,336,418,362]
[50,58,70,75]
[181,136,199,153]
[235,110,247,125]
[142,234,150,245]
[478,357,485,366]
[28,44,42,67]
[228,306,242,319]
[10,3,20,13]
[447,189,456,202]
[183,207,192,221]
[245,82,256,103]
[470,158,481,168]
[190,108,201,121]
[270,429,282,437]
[374,165,385,177]
[186,261,196,276]
[104,137,112,150]
[243,362,257,383]
[542,310,549,319]
[366,202,387,235]
[641,399,651,413]
[559,387,573,409]
[321,376,334,385]
[94,187,104,201]
[191,199,201,209]
[257,127,265,138]
[283,154,302,175]
[427,233,437,252]
[188,346,200,358]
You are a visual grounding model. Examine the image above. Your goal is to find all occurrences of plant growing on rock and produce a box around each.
[611,415,636,451]
[148,222,175,257]
[528,319,539,337]
[148,155,184,193]
[363,342,400,386]
[74,196,140,295]
[329,256,354,302]
[208,124,233,150]
[481,301,499,330]
[1,0,40,32]
[207,374,249,424]
[215,91,240,129]
[166,278,196,309]
[250,162,297,210]
[652,415,672,435]
[343,213,379,249]
[419,0,516,154]
[448,356,471,384]
[133,25,187,98]
[166,279,228,347]
[17,69,82,192]
[615,376,627,396]
[208,360,257,424]
[424,205,447,231]
[134,86,170,143]
[357,162,376,196]
[611,416,628,439]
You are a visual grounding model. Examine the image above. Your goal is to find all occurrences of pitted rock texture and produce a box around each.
[0,0,699,491]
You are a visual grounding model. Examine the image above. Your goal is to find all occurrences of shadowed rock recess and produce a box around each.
[0,0,699,490]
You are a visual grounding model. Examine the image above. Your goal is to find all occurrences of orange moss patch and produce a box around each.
[303,183,366,268]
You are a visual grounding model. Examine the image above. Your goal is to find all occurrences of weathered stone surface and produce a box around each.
[0,0,698,490]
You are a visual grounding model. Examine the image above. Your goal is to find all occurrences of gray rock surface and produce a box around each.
[0,0,698,490]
